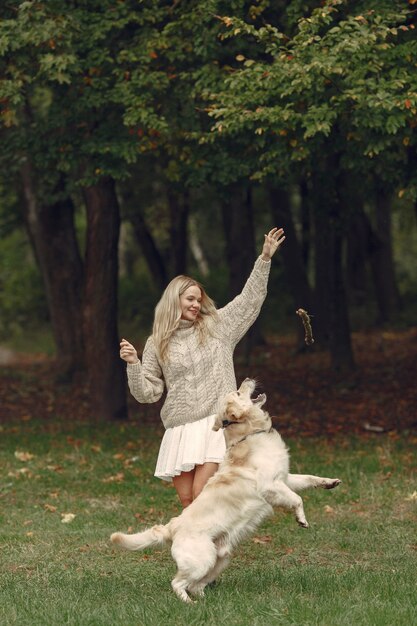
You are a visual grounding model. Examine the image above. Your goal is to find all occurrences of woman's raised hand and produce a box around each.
[120,338,139,364]
[261,227,285,261]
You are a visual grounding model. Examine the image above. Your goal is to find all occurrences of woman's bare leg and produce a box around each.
[172,463,219,507]
[173,469,195,508]
[193,462,219,500]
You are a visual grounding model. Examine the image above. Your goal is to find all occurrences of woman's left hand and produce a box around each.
[261,227,285,260]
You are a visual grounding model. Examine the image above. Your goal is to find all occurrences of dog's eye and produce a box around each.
[237,391,240,396]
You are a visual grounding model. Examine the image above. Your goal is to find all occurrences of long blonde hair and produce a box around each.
[152,275,218,363]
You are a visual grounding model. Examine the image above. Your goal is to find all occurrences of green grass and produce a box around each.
[0,419,416,626]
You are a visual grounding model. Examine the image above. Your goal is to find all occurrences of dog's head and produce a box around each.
[213,378,270,442]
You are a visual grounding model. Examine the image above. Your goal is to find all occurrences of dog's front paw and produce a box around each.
[297,518,309,529]
[322,479,341,490]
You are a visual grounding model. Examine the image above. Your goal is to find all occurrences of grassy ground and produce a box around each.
[0,419,416,626]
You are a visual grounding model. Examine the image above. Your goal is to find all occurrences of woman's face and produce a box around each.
[180,285,202,321]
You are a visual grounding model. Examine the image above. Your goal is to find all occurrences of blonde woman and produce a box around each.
[120,227,285,507]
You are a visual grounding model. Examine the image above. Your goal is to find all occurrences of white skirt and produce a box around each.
[154,414,226,482]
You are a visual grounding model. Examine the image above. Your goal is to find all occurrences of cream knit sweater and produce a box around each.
[127,256,271,429]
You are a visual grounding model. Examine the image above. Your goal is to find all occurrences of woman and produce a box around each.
[120,227,285,507]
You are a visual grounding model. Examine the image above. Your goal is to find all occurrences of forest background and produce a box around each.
[0,0,416,426]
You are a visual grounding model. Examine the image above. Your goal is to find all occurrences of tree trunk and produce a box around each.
[82,178,128,421]
[168,189,189,277]
[330,218,355,370]
[189,214,209,277]
[118,181,168,290]
[129,209,168,290]
[346,194,400,323]
[221,186,262,362]
[268,186,313,347]
[20,162,84,378]
[221,186,257,295]
[346,206,370,305]
[369,190,401,323]
[300,180,311,267]
[312,169,355,371]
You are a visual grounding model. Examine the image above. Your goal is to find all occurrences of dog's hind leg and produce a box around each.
[172,573,194,604]
[287,474,341,492]
[171,535,217,602]
[262,480,309,528]
[188,554,230,598]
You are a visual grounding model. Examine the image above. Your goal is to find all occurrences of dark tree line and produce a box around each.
[0,0,415,419]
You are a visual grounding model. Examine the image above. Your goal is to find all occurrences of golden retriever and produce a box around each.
[111,378,341,603]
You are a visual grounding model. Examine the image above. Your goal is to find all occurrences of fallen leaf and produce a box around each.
[252,535,272,544]
[14,451,35,462]
[44,504,57,513]
[61,513,76,524]
[324,505,335,514]
[47,465,64,473]
[66,436,82,447]
[9,468,34,478]
[405,491,417,502]
[381,471,392,481]
[102,472,125,483]
[388,431,400,440]
[79,545,90,552]
[26,531,34,537]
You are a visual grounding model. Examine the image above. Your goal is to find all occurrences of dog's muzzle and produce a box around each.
[222,419,239,428]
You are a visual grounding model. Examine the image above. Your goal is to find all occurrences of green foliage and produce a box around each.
[1,0,416,191]
[207,0,417,193]
[0,1,161,186]
[0,0,416,346]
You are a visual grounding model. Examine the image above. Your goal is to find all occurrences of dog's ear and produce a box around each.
[253,393,266,408]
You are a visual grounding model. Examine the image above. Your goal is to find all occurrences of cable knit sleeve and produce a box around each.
[217,256,271,346]
[126,336,164,404]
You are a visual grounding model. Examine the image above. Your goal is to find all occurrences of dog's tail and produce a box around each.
[110,523,171,551]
